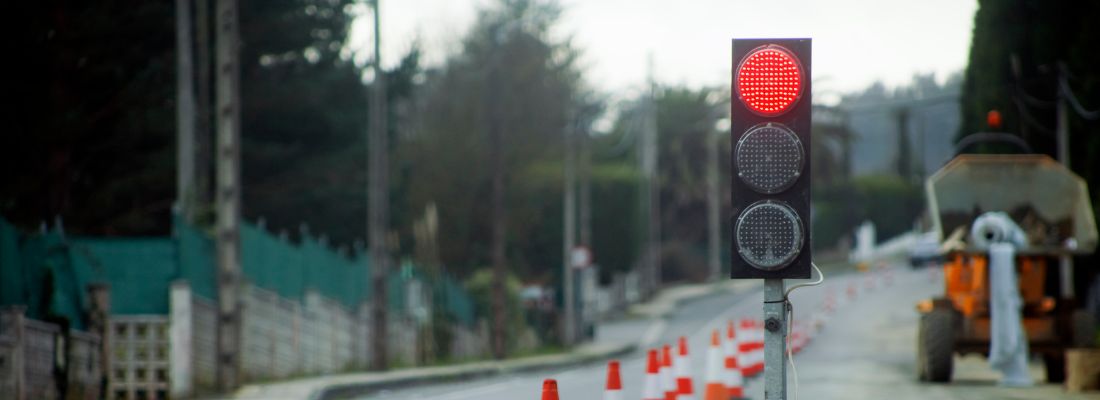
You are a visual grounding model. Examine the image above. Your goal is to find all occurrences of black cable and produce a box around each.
[1060,77,1100,120]
[1012,96,1055,136]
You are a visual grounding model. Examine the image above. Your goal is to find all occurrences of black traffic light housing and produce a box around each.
[730,38,812,279]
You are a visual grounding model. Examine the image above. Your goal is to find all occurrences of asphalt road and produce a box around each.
[358,265,1094,400]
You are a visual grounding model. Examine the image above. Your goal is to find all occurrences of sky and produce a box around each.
[349,0,978,100]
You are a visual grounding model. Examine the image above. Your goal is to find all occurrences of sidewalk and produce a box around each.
[206,279,758,400]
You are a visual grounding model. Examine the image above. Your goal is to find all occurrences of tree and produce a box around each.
[959,0,1100,306]
[237,0,418,246]
[959,0,1100,207]
[599,86,734,283]
[2,0,417,249]
[4,2,177,235]
[399,0,587,355]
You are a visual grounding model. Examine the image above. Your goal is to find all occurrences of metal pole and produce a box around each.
[763,278,787,400]
[563,107,577,345]
[176,0,196,221]
[368,0,390,371]
[213,0,242,390]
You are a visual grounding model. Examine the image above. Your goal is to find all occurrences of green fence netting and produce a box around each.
[69,238,177,316]
[0,216,478,328]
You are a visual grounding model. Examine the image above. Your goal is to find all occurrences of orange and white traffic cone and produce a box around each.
[736,319,759,377]
[604,360,622,400]
[723,321,744,399]
[822,288,836,314]
[789,322,805,354]
[674,336,696,400]
[703,330,727,400]
[643,349,663,400]
[661,345,677,400]
[541,379,559,400]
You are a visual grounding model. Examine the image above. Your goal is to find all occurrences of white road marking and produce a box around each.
[428,381,512,400]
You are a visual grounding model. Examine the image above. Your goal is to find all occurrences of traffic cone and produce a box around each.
[643,349,663,400]
[661,345,677,400]
[541,379,559,400]
[703,330,727,400]
[822,288,836,314]
[604,360,622,400]
[675,336,696,400]
[723,321,744,399]
[789,323,804,354]
[736,319,760,377]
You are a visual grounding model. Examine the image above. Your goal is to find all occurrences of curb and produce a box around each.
[316,342,635,400]
[315,283,752,399]
[220,280,756,400]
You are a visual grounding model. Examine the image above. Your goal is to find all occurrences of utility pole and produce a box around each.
[176,0,196,221]
[894,107,912,183]
[706,115,721,281]
[368,0,390,371]
[1055,63,1074,300]
[195,0,213,219]
[1056,65,1070,167]
[562,106,577,345]
[487,23,508,360]
[641,56,660,298]
[578,113,592,342]
[213,0,242,391]
[579,116,592,259]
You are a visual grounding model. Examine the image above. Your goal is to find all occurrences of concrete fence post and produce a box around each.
[85,284,110,399]
[2,306,27,400]
[170,280,194,398]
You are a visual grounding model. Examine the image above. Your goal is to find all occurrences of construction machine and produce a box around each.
[916,145,1099,383]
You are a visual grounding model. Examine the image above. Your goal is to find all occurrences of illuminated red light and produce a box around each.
[736,45,804,116]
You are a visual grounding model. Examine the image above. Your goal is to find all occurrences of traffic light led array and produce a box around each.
[730,39,812,279]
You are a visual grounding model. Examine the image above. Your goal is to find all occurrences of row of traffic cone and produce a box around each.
[541,316,824,400]
[640,330,751,400]
[540,265,904,400]
[540,320,800,400]
[642,337,702,400]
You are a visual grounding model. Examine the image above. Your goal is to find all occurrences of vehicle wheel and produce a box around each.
[918,308,955,382]
[1044,354,1066,383]
[1072,309,1098,348]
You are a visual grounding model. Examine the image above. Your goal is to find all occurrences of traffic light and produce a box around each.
[730,38,812,279]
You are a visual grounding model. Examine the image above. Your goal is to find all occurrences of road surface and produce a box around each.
[357,265,1093,399]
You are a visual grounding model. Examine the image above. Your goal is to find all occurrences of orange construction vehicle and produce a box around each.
[916,150,1098,383]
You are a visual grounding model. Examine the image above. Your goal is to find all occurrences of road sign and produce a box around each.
[730,38,812,280]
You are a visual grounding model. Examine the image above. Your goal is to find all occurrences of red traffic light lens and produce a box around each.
[735,45,804,116]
